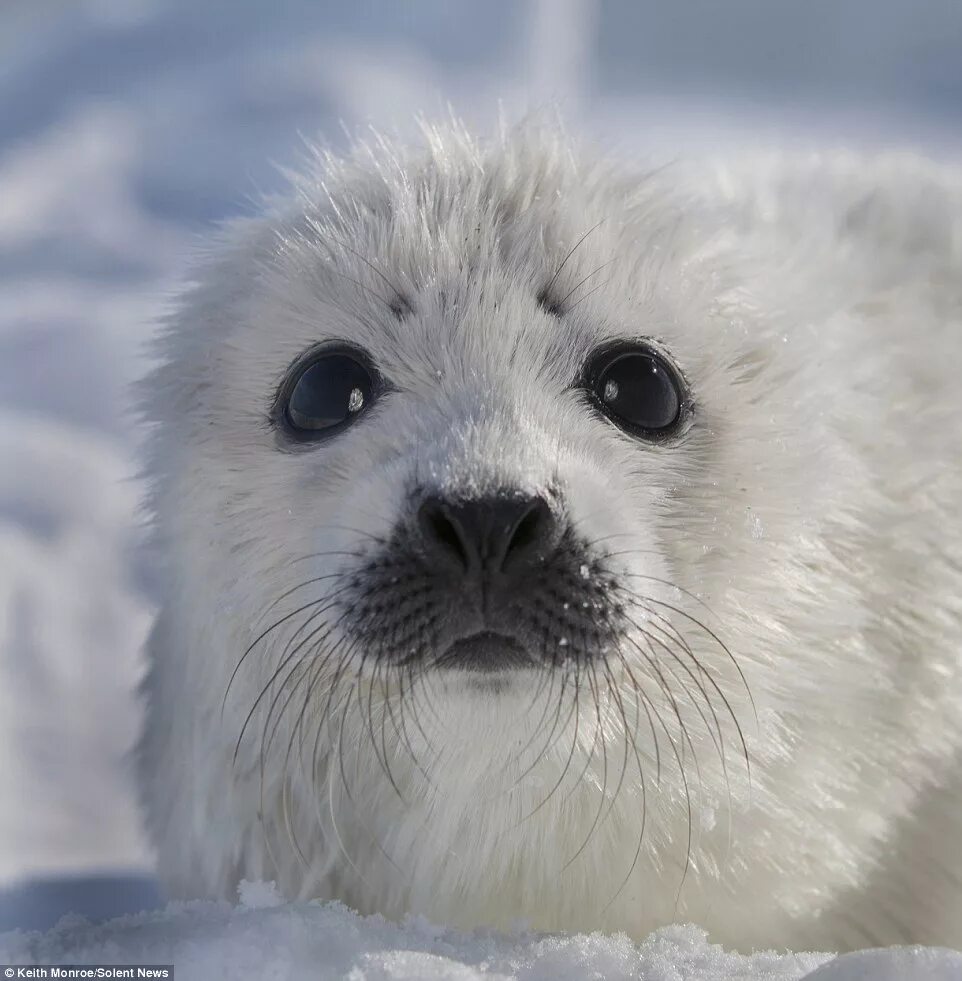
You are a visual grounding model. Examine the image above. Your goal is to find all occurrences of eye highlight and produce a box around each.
[582,341,688,440]
[277,345,382,441]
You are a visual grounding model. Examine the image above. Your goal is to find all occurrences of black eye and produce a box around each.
[279,347,380,440]
[583,342,687,439]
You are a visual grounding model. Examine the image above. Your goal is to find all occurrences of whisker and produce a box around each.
[640,600,748,787]
[375,656,406,800]
[511,674,568,788]
[288,548,368,567]
[519,662,582,822]
[223,582,353,716]
[565,277,613,313]
[597,660,634,827]
[254,573,345,627]
[509,655,560,774]
[622,630,696,905]
[600,691,649,913]
[561,661,611,872]
[329,236,410,311]
[642,596,756,760]
[541,219,605,300]
[556,258,617,309]
[622,607,726,766]
[233,596,347,766]
[618,571,718,617]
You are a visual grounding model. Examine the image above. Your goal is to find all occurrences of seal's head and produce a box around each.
[140,121,961,950]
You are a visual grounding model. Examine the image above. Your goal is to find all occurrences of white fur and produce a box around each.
[137,120,962,952]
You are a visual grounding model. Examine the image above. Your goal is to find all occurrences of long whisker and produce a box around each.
[565,277,613,313]
[234,593,350,766]
[622,607,726,765]
[643,596,756,743]
[329,236,410,313]
[519,662,583,822]
[556,258,617,309]
[541,219,605,299]
[561,661,611,871]
[600,685,649,913]
[223,579,354,715]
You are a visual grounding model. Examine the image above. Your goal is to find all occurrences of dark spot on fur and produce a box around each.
[536,286,566,319]
[389,295,413,320]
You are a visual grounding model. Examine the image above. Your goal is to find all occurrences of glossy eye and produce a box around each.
[583,342,687,439]
[280,347,380,440]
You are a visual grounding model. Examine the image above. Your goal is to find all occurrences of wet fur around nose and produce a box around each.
[137,118,962,952]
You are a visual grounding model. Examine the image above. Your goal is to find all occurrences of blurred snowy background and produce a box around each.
[1,0,962,931]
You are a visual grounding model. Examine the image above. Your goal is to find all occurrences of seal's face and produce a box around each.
[249,238,736,700]
[147,128,867,922]
[158,130,836,782]
[269,331,692,678]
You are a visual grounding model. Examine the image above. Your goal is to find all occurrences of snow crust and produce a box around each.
[3,887,962,981]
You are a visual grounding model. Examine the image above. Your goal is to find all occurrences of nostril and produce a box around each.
[503,498,555,570]
[418,500,470,570]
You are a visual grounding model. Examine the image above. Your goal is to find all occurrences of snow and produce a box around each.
[2,0,962,972]
[802,947,962,980]
[2,892,961,979]
[0,895,824,980]
[236,879,286,910]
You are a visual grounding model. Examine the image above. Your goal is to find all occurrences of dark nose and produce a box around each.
[417,493,559,578]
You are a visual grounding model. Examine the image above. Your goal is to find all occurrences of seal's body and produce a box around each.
[138,123,962,952]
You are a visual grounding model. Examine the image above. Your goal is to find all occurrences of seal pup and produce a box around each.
[137,120,962,952]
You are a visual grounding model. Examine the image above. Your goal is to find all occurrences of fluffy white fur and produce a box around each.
[137,119,962,952]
